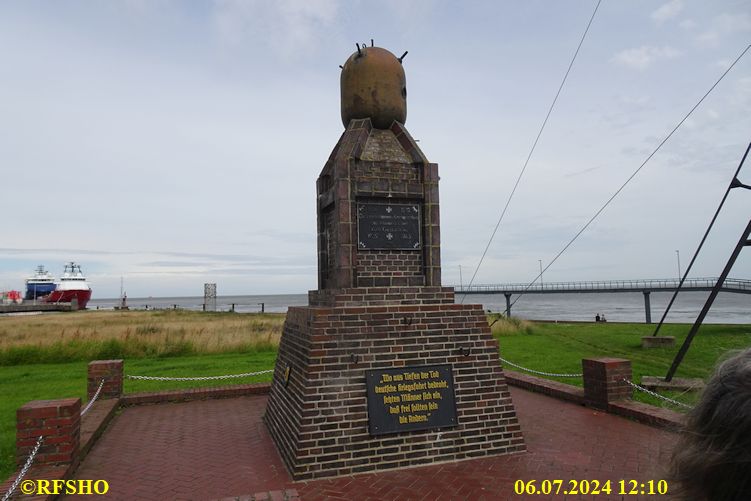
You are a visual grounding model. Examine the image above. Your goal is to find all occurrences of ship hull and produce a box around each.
[43,289,92,309]
[25,283,57,300]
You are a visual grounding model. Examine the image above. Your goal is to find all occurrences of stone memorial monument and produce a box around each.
[264,44,525,480]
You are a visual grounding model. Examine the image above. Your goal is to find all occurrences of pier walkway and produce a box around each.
[455,277,751,322]
[0,302,74,314]
[456,277,751,295]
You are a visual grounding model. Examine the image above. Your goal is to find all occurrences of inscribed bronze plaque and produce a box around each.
[357,203,421,250]
[365,364,457,436]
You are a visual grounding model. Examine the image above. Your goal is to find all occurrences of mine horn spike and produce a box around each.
[398,51,408,63]
[356,43,362,56]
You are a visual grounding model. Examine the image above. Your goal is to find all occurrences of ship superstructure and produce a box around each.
[43,262,92,308]
[25,265,56,300]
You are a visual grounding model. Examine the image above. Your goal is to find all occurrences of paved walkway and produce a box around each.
[66,388,678,500]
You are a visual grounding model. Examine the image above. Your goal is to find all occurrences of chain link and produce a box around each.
[499,356,583,378]
[622,378,693,409]
[2,436,43,501]
[81,379,105,417]
[125,369,274,381]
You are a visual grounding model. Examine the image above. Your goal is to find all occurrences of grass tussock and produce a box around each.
[489,315,535,336]
[0,310,284,365]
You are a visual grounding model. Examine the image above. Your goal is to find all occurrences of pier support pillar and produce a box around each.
[504,293,512,317]
[643,291,652,324]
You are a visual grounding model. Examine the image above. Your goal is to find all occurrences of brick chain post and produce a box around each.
[88,359,124,400]
[582,358,633,410]
[16,398,81,466]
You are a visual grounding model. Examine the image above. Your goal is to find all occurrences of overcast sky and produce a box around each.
[1,0,750,298]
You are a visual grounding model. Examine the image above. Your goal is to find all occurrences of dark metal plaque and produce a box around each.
[357,203,421,250]
[365,364,457,436]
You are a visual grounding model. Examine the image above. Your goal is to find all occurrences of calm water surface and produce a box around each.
[89,291,749,324]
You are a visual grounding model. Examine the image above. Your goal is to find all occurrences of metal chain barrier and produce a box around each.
[2,436,43,501]
[623,378,693,409]
[81,379,105,417]
[125,369,274,381]
[499,356,583,378]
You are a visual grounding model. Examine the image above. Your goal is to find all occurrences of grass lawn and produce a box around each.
[492,320,751,408]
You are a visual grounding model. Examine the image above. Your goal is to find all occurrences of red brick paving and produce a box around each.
[65,388,678,500]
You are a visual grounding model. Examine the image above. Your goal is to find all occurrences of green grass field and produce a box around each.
[1,311,749,481]
[492,320,751,408]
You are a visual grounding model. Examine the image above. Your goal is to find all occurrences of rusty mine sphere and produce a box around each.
[340,46,407,129]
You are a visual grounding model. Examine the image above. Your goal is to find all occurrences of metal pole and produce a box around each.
[675,250,681,280]
[539,260,543,287]
[504,293,512,317]
[459,265,463,292]
[643,291,651,324]
[665,218,751,381]
[653,142,751,336]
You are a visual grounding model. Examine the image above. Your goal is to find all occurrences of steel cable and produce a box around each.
[510,44,751,310]
[461,0,603,303]
[125,369,274,381]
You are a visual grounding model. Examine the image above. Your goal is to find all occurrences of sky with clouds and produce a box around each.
[1,0,750,298]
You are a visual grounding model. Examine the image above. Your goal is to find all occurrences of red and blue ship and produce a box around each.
[24,262,92,308]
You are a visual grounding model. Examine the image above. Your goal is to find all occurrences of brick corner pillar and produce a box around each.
[582,358,633,410]
[88,359,124,400]
[16,398,81,466]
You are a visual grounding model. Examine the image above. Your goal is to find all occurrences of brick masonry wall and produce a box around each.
[356,250,422,282]
[353,162,420,185]
[316,119,441,289]
[503,370,585,404]
[359,128,413,164]
[351,155,438,288]
[264,302,525,480]
[309,286,455,307]
[319,206,336,290]
[120,384,270,406]
[16,398,81,466]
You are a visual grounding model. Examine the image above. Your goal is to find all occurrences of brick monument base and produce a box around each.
[264,288,525,480]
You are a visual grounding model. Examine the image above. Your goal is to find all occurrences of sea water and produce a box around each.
[88,290,749,324]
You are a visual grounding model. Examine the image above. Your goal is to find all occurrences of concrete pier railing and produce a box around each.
[455,277,751,323]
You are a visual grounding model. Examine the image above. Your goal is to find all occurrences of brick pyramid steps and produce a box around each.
[263,289,525,480]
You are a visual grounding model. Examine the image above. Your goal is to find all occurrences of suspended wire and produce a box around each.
[651,141,751,337]
[460,0,603,303]
[510,43,751,310]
